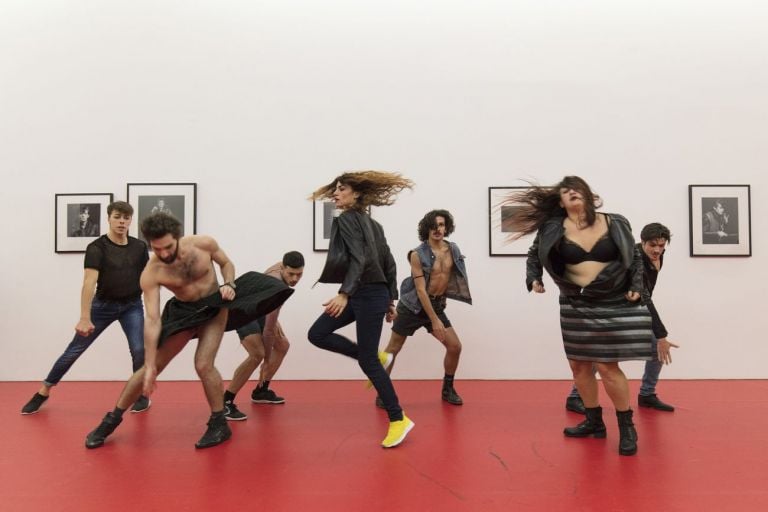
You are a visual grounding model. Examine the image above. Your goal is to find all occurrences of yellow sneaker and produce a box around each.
[381,414,415,448]
[365,351,394,389]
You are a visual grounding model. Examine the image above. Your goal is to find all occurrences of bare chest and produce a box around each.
[430,248,454,276]
[160,251,214,291]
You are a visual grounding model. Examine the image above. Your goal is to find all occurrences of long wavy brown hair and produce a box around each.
[311,171,414,211]
[499,176,602,237]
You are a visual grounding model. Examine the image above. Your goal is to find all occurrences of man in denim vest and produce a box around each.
[379,209,472,406]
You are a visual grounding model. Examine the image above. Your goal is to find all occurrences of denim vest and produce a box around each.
[398,241,472,314]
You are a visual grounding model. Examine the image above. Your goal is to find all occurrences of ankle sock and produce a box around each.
[223,391,236,403]
[111,407,126,419]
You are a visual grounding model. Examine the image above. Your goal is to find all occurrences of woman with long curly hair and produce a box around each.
[308,170,416,448]
[505,176,653,456]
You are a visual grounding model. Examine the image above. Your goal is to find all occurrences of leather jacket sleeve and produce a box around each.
[382,234,398,301]
[628,232,644,294]
[525,232,544,291]
[337,211,367,297]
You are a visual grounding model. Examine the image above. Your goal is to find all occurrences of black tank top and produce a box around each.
[558,233,619,264]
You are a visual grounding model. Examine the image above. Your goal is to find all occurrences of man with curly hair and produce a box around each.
[379,209,472,406]
[83,213,293,450]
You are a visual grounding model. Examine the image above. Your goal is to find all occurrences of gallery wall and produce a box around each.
[1,0,766,381]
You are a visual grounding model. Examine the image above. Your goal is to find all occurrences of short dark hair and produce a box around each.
[417,209,455,242]
[640,222,671,243]
[282,251,305,268]
[107,201,133,217]
[141,213,182,241]
[79,205,91,214]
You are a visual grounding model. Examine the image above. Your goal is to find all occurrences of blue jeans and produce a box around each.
[43,297,145,386]
[307,283,403,422]
[568,337,662,398]
[639,337,662,396]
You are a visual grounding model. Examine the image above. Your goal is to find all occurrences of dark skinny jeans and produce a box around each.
[308,283,403,422]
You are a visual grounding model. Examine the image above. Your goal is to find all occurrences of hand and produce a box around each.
[220,283,236,301]
[385,304,397,323]
[532,281,545,293]
[625,290,641,302]
[143,366,158,396]
[323,293,348,318]
[657,338,680,365]
[75,319,95,337]
[431,318,447,342]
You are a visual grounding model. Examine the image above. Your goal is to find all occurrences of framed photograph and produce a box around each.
[313,199,337,251]
[489,186,535,256]
[55,193,114,253]
[127,183,197,243]
[689,184,751,257]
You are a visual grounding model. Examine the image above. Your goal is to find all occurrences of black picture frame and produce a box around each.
[488,186,534,256]
[127,183,197,243]
[688,184,751,257]
[313,199,336,252]
[55,193,114,253]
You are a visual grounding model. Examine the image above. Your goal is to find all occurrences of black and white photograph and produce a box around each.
[313,199,336,251]
[127,183,197,243]
[55,193,113,253]
[689,184,751,257]
[488,186,534,256]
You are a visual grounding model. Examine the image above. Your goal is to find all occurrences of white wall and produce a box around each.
[1,0,766,381]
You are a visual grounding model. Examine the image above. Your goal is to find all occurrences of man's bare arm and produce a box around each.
[202,236,236,300]
[141,270,162,395]
[75,268,99,336]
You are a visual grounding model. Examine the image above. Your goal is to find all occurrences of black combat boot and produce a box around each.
[616,409,638,456]
[564,406,607,438]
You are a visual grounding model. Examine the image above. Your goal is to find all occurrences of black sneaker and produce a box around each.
[442,387,463,405]
[85,412,123,449]
[21,393,48,415]
[224,401,247,421]
[130,395,152,413]
[251,388,285,404]
[375,396,386,409]
[195,415,232,449]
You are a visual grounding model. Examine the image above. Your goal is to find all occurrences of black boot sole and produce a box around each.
[564,430,607,438]
[619,446,638,456]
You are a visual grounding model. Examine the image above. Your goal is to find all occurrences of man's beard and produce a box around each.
[159,242,179,264]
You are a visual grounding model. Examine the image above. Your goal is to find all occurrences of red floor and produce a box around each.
[2,380,767,512]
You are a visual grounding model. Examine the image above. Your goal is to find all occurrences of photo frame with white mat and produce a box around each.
[55,193,114,253]
[689,184,751,257]
[127,183,197,243]
[488,186,535,256]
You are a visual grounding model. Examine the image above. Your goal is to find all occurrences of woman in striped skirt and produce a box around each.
[506,176,653,456]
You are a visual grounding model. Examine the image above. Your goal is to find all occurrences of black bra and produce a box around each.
[558,234,619,264]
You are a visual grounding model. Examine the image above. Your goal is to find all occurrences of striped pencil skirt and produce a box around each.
[559,294,653,362]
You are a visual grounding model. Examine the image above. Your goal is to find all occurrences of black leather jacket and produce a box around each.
[525,213,643,298]
[317,209,398,300]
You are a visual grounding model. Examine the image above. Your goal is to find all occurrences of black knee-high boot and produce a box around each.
[616,409,638,456]
[564,406,607,438]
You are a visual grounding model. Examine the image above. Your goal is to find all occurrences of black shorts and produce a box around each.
[392,298,451,337]
[235,316,266,340]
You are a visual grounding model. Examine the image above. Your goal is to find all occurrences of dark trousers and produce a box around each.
[308,283,403,421]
